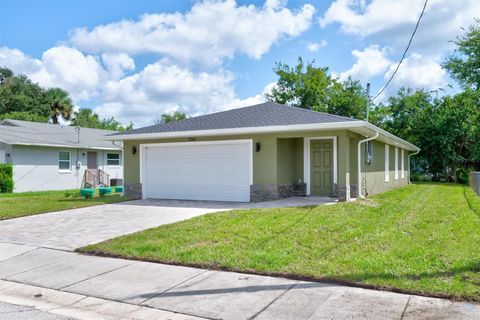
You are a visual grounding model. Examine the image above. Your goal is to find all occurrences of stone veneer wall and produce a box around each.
[250,183,306,202]
[124,182,142,199]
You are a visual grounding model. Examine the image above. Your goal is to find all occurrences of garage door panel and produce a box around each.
[143,141,251,202]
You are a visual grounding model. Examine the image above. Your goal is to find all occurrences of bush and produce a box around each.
[0,163,13,193]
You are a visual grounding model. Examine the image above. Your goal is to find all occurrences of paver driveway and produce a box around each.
[0,197,335,250]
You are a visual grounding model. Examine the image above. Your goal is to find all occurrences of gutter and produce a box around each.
[357,130,380,199]
[408,150,421,183]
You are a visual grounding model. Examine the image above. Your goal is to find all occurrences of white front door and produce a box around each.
[142,140,252,202]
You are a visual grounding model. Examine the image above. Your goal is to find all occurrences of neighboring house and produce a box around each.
[0,119,123,193]
[109,102,420,202]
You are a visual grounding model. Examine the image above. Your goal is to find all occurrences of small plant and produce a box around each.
[64,190,80,198]
[0,164,14,193]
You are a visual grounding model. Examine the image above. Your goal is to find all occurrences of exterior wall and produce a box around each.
[0,142,13,164]
[11,145,123,193]
[123,130,413,200]
[357,138,410,196]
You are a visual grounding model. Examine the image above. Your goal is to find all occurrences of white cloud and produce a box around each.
[94,60,237,126]
[223,82,276,110]
[101,53,135,79]
[70,0,315,67]
[306,40,327,52]
[379,53,447,97]
[0,46,104,101]
[339,45,392,82]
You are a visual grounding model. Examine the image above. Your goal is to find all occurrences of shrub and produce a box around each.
[0,163,13,193]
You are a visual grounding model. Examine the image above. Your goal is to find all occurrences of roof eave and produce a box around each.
[105,121,365,141]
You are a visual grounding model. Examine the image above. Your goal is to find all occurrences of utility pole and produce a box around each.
[366,83,370,123]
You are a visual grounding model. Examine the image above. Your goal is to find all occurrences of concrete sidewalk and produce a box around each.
[0,243,478,320]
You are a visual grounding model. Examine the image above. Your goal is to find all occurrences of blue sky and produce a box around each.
[0,0,477,127]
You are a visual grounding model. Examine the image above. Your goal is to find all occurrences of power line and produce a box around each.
[372,0,429,102]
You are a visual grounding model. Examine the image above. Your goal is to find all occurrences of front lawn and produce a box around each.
[0,190,128,220]
[80,183,480,301]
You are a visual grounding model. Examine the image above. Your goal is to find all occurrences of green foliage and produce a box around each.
[0,111,49,122]
[0,164,13,193]
[443,19,480,90]
[44,87,74,124]
[71,108,133,131]
[0,68,74,124]
[155,111,189,124]
[266,58,367,119]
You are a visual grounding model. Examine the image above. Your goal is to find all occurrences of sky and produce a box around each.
[0,0,478,127]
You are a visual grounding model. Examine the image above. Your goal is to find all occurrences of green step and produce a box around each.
[98,187,112,196]
[115,186,124,193]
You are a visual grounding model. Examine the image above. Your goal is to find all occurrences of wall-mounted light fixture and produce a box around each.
[255,142,261,152]
[132,146,137,155]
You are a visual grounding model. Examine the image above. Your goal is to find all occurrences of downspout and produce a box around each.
[408,150,420,183]
[357,130,379,199]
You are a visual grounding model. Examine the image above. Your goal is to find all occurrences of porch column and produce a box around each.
[337,131,350,201]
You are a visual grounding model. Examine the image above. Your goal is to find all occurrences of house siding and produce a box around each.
[11,145,123,193]
[123,129,412,201]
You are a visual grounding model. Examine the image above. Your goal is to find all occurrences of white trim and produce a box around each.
[113,122,362,141]
[139,139,253,200]
[385,145,390,182]
[6,142,122,150]
[107,120,420,152]
[58,151,72,173]
[106,152,121,166]
[394,147,399,180]
[401,149,405,179]
[303,136,337,196]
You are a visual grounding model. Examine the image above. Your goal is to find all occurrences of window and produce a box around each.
[394,147,399,180]
[365,141,373,165]
[401,149,405,178]
[385,145,390,182]
[59,151,71,171]
[107,153,120,166]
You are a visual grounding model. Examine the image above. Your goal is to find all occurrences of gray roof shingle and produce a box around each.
[0,119,121,149]
[114,102,357,136]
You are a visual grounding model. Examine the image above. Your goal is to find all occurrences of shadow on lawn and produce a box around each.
[338,261,480,286]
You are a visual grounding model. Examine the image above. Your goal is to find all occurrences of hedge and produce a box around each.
[0,163,13,193]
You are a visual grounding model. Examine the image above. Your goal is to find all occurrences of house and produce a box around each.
[0,119,123,193]
[108,102,419,202]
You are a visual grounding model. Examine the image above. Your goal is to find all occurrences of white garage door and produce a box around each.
[142,140,252,202]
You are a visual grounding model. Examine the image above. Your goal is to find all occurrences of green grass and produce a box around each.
[80,183,480,301]
[0,189,128,220]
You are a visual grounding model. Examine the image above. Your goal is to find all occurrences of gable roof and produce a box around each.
[114,102,357,136]
[109,102,419,152]
[0,119,122,150]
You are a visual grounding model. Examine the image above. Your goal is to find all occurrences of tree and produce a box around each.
[71,108,133,131]
[443,19,480,90]
[155,111,188,124]
[0,111,49,123]
[266,58,368,119]
[44,88,74,124]
[0,68,50,118]
[266,58,333,112]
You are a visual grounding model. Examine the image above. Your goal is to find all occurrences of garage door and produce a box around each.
[142,140,252,202]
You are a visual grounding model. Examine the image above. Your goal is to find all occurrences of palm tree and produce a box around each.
[45,88,74,124]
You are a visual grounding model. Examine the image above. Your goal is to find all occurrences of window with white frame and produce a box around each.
[107,153,120,166]
[401,149,405,178]
[394,147,399,180]
[58,151,71,171]
[385,145,390,182]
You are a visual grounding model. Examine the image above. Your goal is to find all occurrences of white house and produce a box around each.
[0,119,123,193]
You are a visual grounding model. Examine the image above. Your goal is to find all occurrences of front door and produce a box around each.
[310,139,333,196]
[87,152,97,170]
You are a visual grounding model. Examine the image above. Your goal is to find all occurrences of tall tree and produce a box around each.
[155,111,188,124]
[71,108,133,131]
[266,58,333,112]
[443,19,480,90]
[44,88,74,124]
[0,68,50,118]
